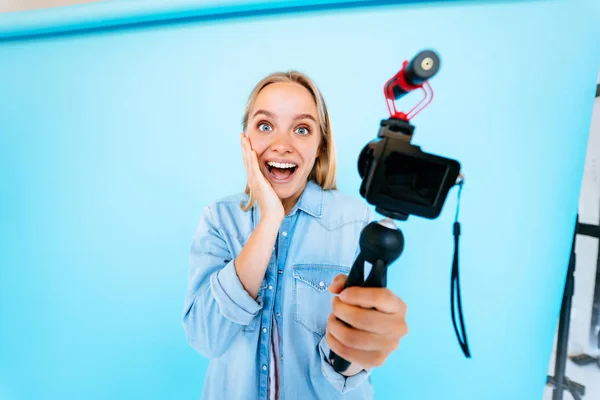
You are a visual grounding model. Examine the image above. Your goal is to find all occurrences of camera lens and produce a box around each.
[358,144,374,179]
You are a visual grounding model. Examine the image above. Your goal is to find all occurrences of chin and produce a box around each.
[273,182,301,199]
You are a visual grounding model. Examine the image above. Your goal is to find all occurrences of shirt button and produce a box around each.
[263,327,268,333]
[276,313,281,318]
[319,281,325,287]
[268,285,273,290]
[282,231,287,237]
[278,270,283,274]
[262,365,267,371]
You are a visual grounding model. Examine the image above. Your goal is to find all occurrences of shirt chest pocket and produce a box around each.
[292,264,350,337]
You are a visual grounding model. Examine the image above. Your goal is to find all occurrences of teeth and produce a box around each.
[268,161,297,169]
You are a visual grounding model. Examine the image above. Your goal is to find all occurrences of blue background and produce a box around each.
[1,0,599,399]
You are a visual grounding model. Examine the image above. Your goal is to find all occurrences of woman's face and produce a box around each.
[246,82,322,206]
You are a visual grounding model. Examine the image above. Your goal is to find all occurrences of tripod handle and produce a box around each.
[364,259,388,288]
[329,258,388,373]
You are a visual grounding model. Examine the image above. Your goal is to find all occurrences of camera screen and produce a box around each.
[381,151,448,207]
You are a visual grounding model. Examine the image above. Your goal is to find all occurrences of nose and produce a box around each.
[269,131,293,153]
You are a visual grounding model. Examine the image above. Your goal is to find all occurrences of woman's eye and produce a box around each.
[296,127,309,135]
[258,123,272,132]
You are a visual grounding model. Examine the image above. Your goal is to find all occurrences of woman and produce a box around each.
[182,71,408,400]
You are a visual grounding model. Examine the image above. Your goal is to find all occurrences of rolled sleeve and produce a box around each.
[318,335,371,393]
[210,259,263,326]
[183,204,265,358]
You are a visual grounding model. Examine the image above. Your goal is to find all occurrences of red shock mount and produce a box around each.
[383,60,434,122]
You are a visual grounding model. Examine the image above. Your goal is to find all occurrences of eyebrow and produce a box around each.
[252,109,317,123]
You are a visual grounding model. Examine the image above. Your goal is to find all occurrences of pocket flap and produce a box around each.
[292,264,349,292]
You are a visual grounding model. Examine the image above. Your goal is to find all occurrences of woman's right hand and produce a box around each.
[240,132,285,223]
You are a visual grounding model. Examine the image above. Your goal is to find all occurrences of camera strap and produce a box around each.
[451,177,471,358]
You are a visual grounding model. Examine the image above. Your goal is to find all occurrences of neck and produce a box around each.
[281,196,299,216]
[281,181,308,215]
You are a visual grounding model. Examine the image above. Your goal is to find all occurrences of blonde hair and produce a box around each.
[240,70,337,211]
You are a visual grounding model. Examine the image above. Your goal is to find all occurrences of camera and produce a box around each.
[357,50,461,221]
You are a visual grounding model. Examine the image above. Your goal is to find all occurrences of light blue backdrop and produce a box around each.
[1,0,599,399]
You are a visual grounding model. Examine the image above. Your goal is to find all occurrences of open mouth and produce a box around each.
[265,161,298,182]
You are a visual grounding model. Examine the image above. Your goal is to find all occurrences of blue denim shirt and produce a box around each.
[182,180,376,400]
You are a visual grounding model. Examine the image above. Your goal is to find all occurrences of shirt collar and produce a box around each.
[251,179,324,226]
[290,179,324,218]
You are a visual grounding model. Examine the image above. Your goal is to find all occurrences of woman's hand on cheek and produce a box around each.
[240,132,284,222]
[325,274,408,371]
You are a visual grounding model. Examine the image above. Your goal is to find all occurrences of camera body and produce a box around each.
[358,117,461,220]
